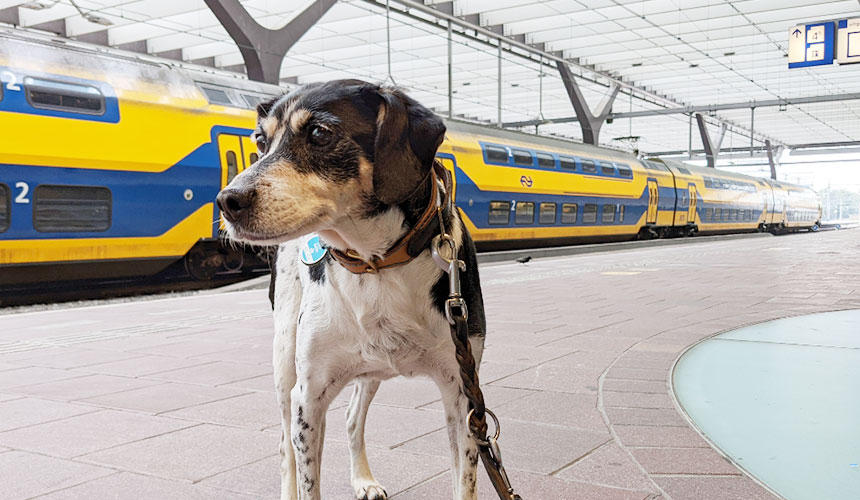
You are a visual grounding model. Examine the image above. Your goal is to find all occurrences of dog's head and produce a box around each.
[216,79,446,245]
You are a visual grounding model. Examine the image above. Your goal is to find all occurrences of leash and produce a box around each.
[431,229,522,500]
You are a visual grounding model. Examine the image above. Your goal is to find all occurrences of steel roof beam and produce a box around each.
[205,0,336,84]
[696,113,727,169]
[557,61,618,145]
[648,140,860,157]
[504,92,860,127]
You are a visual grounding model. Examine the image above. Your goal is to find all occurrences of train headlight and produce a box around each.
[184,189,194,201]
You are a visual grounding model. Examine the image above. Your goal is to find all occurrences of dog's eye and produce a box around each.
[309,125,333,147]
[255,136,268,153]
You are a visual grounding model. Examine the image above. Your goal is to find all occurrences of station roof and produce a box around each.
[2,0,859,156]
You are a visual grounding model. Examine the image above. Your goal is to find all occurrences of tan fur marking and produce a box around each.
[262,116,279,139]
[289,109,311,134]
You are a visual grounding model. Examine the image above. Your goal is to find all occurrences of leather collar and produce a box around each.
[329,162,451,274]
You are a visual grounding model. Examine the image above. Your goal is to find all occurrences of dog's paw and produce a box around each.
[353,481,388,500]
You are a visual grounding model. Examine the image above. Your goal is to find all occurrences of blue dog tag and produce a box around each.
[300,234,328,265]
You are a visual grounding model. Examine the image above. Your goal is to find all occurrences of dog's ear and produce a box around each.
[369,87,446,205]
[256,95,279,119]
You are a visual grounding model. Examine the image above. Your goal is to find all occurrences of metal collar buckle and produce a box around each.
[431,234,468,325]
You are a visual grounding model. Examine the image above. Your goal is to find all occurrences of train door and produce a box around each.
[216,134,252,232]
[646,179,659,224]
[688,184,697,223]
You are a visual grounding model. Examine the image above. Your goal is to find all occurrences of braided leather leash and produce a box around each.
[432,234,522,500]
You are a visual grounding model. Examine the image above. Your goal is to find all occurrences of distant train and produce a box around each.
[0,31,820,286]
[441,120,821,250]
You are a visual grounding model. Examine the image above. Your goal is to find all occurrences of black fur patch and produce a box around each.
[306,252,330,284]
[268,249,278,310]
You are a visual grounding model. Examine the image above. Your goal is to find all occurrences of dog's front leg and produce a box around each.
[291,369,347,500]
[434,373,479,500]
[347,378,387,500]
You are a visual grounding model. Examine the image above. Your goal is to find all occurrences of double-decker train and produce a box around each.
[0,31,820,286]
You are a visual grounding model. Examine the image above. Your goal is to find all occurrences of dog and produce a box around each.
[216,80,487,500]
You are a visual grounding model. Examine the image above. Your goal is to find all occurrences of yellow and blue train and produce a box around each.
[0,32,820,285]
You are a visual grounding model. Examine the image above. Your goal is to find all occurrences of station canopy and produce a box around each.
[2,0,859,157]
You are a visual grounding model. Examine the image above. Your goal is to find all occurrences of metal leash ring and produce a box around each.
[431,233,457,271]
[466,407,501,446]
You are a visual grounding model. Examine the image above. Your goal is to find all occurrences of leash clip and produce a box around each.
[431,234,468,324]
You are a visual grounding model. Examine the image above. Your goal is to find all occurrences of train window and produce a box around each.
[618,204,625,222]
[226,151,238,183]
[485,145,509,163]
[515,202,535,224]
[25,77,104,115]
[705,207,713,221]
[677,167,692,175]
[583,203,598,223]
[539,202,556,224]
[33,185,111,233]
[617,165,632,177]
[602,204,616,223]
[581,159,598,174]
[713,208,721,221]
[559,156,577,170]
[643,160,667,171]
[241,93,263,108]
[0,184,9,233]
[249,153,259,164]
[536,153,556,168]
[201,86,233,106]
[733,209,739,221]
[600,162,616,175]
[512,149,534,167]
[561,203,577,224]
[488,201,510,225]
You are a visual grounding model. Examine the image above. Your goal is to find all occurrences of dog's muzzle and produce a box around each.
[217,187,256,225]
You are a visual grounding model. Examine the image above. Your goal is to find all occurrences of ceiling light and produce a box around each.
[462,82,471,86]
[632,62,642,67]
[779,103,787,112]
[689,63,699,68]
[84,14,113,26]
[21,1,55,9]
[724,51,736,56]
[510,83,519,87]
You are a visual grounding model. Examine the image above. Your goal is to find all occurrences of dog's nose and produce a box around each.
[217,188,256,223]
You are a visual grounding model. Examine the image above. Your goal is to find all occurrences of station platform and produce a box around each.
[1,229,858,500]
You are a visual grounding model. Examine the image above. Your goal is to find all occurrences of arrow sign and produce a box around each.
[792,28,802,37]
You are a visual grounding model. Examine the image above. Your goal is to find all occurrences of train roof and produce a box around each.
[0,28,286,109]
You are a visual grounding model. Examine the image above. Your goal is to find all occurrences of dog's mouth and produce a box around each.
[224,218,322,246]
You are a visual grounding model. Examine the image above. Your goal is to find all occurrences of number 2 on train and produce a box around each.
[14,182,30,204]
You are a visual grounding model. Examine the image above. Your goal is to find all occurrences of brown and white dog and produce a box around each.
[217,80,486,500]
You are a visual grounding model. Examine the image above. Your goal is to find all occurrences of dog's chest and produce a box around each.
[305,258,449,374]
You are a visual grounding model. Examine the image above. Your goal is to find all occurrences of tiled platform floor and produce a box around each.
[1,229,858,499]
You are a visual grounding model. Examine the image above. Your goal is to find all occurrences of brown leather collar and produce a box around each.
[329,162,451,274]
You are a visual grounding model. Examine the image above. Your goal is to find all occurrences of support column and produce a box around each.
[688,113,693,160]
[765,140,784,180]
[447,19,453,119]
[556,61,619,145]
[205,0,336,84]
[750,107,755,157]
[695,113,727,168]
[497,41,502,127]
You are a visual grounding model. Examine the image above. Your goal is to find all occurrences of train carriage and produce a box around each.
[0,30,821,287]
[0,33,281,284]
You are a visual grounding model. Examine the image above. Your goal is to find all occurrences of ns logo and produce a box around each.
[520,175,533,188]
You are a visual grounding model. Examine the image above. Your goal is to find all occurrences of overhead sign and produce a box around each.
[837,18,860,64]
[788,22,835,68]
